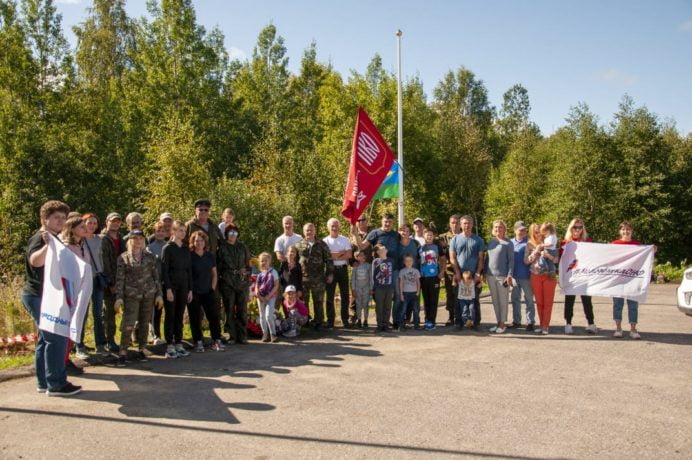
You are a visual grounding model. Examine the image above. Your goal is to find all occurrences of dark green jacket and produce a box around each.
[217,240,251,290]
[185,218,224,256]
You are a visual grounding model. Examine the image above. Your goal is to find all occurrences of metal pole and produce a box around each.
[396,29,404,227]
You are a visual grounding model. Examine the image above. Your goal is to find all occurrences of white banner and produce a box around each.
[559,242,654,302]
[39,234,93,341]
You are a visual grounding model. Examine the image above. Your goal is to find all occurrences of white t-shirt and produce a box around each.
[543,234,558,249]
[414,235,426,247]
[274,233,303,257]
[323,235,351,266]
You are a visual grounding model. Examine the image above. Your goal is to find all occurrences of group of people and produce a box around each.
[21,199,648,397]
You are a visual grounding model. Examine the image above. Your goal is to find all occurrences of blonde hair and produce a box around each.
[259,252,272,263]
[528,223,542,247]
[286,245,298,262]
[126,234,145,252]
[540,222,555,234]
[564,218,588,241]
[221,208,235,221]
[125,212,143,226]
[491,219,507,238]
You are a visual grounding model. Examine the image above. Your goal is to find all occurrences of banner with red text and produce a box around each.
[559,242,654,302]
[341,107,395,223]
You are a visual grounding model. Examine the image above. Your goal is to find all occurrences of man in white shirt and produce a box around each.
[323,218,353,328]
[413,217,426,246]
[274,216,303,262]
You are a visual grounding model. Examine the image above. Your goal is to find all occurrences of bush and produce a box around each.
[654,260,689,283]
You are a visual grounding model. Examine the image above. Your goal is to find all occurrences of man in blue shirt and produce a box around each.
[510,221,535,330]
[450,215,485,328]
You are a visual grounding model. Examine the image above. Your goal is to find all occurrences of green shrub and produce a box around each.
[654,260,689,282]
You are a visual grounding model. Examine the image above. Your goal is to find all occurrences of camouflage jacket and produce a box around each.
[437,231,459,277]
[217,240,251,290]
[296,238,334,282]
[115,251,162,299]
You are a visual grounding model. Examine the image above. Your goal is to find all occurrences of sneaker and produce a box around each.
[355,319,362,328]
[508,322,521,329]
[585,324,599,334]
[261,335,270,343]
[465,319,474,329]
[175,344,190,357]
[194,340,205,353]
[541,329,550,335]
[362,321,368,329]
[489,326,498,332]
[495,327,506,334]
[414,324,422,330]
[47,382,82,397]
[444,320,454,327]
[324,323,334,329]
[535,327,542,333]
[526,324,535,332]
[65,360,84,376]
[153,337,166,346]
[271,336,279,343]
[135,351,148,362]
[75,349,89,360]
[108,343,120,353]
[564,324,574,335]
[116,355,127,367]
[37,386,47,393]
[614,330,623,338]
[629,331,641,340]
[211,340,225,351]
[165,345,178,359]
[428,323,436,330]
[96,345,108,355]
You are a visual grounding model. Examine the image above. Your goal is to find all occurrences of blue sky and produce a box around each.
[55,0,692,135]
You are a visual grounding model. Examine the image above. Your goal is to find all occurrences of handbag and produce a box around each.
[85,238,110,289]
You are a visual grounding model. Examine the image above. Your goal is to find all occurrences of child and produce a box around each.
[538,222,558,272]
[255,252,280,343]
[457,270,476,329]
[398,254,421,330]
[350,250,372,328]
[419,229,444,330]
[371,244,395,332]
[280,285,308,337]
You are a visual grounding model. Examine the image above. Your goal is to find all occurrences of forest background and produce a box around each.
[1,0,690,284]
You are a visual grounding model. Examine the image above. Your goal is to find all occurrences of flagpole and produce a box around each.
[396,29,404,227]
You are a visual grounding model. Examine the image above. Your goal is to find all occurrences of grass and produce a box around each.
[0,354,33,370]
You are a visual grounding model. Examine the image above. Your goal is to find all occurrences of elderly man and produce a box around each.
[323,218,352,328]
[450,215,485,328]
[274,215,303,263]
[296,223,334,331]
[510,220,535,330]
[437,215,461,326]
[185,199,224,255]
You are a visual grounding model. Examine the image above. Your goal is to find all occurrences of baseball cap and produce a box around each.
[159,212,173,221]
[194,199,211,208]
[130,229,145,237]
[285,285,297,293]
[106,212,122,222]
[413,217,424,224]
[513,220,527,230]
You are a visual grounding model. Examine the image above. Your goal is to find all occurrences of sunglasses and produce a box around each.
[197,208,210,212]
[227,231,239,236]
[572,226,583,230]
[357,218,367,222]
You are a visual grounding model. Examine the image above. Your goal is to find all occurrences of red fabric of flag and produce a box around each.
[341,107,395,224]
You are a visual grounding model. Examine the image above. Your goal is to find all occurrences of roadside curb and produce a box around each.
[0,365,35,383]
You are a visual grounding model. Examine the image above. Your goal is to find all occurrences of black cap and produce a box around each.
[194,199,211,208]
[130,229,145,237]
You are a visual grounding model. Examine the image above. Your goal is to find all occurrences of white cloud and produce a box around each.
[595,68,639,86]
[228,46,247,62]
[679,20,692,31]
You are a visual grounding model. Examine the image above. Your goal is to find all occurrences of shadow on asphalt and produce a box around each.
[0,406,569,459]
[76,337,382,424]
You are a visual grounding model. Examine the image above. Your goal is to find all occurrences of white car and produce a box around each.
[677,268,692,316]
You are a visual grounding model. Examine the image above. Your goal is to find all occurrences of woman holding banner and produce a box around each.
[610,221,647,339]
[525,223,558,334]
[561,218,597,335]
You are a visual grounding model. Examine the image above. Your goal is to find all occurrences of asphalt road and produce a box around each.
[0,284,690,459]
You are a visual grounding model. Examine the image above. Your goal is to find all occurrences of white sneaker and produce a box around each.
[75,350,89,360]
[211,339,225,352]
[175,344,190,357]
[194,340,205,353]
[153,337,166,346]
[534,327,542,333]
[565,324,574,335]
[495,327,506,334]
[613,330,623,338]
[585,324,599,334]
[629,331,641,340]
[165,345,178,359]
[542,329,549,335]
[489,326,498,332]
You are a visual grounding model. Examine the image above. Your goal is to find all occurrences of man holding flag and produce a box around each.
[21,201,83,396]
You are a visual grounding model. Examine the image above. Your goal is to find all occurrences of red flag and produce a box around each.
[341,107,395,224]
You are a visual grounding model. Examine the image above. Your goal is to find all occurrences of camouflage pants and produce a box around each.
[120,295,155,351]
[303,278,326,325]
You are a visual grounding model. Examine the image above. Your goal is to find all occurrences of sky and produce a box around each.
[54,0,692,135]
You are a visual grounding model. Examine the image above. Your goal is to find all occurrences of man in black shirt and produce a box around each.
[21,200,82,396]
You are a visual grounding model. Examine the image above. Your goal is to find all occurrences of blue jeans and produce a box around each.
[21,292,69,391]
[456,299,475,325]
[79,283,106,348]
[511,277,535,325]
[399,292,420,326]
[613,297,638,324]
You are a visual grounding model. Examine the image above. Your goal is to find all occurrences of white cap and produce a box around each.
[284,285,297,293]
[159,212,173,221]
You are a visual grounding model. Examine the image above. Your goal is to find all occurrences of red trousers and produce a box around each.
[531,274,557,329]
